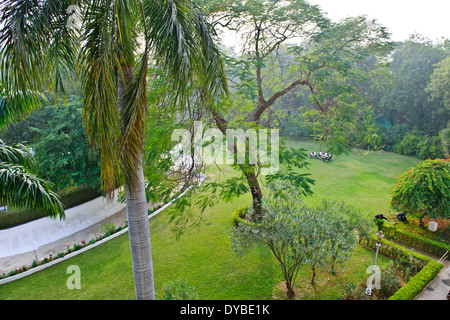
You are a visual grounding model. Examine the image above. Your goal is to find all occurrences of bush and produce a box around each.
[387,124,409,146]
[382,225,450,257]
[388,260,443,300]
[232,205,248,226]
[163,278,199,300]
[393,133,423,156]
[360,235,427,268]
[391,158,450,221]
[417,136,444,159]
[378,264,402,299]
[97,222,116,236]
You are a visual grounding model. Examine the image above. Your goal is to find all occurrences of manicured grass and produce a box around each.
[285,138,421,214]
[0,139,420,300]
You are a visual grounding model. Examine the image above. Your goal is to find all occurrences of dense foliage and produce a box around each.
[0,100,101,191]
[391,158,450,222]
[230,181,369,298]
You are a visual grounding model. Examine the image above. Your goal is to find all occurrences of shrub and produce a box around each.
[391,158,450,222]
[382,225,450,257]
[387,124,409,146]
[393,133,422,156]
[378,264,402,299]
[388,260,443,300]
[163,278,199,300]
[98,222,116,236]
[417,136,444,160]
[232,205,248,226]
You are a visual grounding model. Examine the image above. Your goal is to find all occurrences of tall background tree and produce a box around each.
[375,36,449,135]
[185,0,393,218]
[0,0,227,300]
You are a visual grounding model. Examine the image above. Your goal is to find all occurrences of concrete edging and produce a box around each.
[0,176,205,285]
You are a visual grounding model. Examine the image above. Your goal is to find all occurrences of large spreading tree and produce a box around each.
[190,0,393,218]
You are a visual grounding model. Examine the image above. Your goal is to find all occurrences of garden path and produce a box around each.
[414,257,449,300]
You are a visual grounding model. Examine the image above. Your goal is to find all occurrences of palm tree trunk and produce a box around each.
[118,66,155,300]
[125,159,155,300]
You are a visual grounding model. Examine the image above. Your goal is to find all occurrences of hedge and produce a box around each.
[382,225,450,257]
[388,260,443,300]
[361,235,430,264]
[232,205,248,226]
[360,235,444,300]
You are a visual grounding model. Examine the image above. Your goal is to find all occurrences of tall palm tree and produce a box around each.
[0,0,227,299]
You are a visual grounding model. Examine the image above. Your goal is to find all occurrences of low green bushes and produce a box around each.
[388,260,443,300]
[382,225,450,257]
[392,133,444,159]
[232,205,248,226]
[361,235,444,300]
[361,235,428,268]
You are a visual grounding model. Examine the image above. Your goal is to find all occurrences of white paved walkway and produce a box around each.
[0,192,127,274]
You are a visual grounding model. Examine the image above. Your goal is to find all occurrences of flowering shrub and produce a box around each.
[391,159,449,222]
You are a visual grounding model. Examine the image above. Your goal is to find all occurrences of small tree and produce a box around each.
[391,159,450,226]
[230,182,361,297]
[314,199,363,275]
[230,181,313,299]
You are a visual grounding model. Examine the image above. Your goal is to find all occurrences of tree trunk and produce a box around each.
[285,281,295,299]
[330,256,337,275]
[211,110,264,219]
[239,164,263,219]
[311,265,316,284]
[125,161,155,300]
[118,66,155,300]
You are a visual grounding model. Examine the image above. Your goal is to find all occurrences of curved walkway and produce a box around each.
[0,193,128,274]
[0,175,205,280]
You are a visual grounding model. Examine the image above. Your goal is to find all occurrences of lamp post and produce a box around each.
[365,231,384,297]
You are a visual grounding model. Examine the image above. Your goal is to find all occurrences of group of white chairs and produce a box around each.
[309,151,332,161]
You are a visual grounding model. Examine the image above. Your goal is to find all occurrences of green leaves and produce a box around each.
[0,140,65,219]
[391,159,450,220]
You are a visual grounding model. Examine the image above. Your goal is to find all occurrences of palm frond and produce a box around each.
[0,84,48,128]
[0,0,78,121]
[77,0,122,196]
[144,0,228,106]
[0,162,65,219]
[0,139,35,169]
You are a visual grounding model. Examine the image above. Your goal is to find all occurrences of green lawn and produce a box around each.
[0,138,420,300]
[286,138,421,214]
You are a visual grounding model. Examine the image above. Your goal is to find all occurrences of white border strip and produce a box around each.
[0,176,205,285]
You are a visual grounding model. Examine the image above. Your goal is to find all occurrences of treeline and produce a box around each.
[279,35,449,159]
[0,97,101,192]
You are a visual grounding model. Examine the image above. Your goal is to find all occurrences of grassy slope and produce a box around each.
[0,139,420,300]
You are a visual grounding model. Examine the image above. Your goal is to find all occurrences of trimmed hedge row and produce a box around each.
[361,235,428,266]
[388,260,443,300]
[361,235,444,300]
[382,225,450,257]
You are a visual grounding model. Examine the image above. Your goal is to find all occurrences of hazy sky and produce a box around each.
[307,0,450,41]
